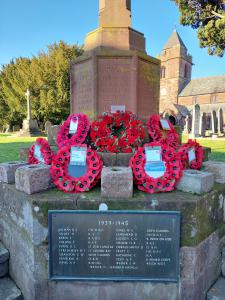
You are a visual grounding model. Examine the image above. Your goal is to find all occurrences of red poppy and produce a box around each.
[178,139,203,170]
[50,144,103,193]
[90,111,145,153]
[57,113,90,148]
[28,138,54,165]
[129,142,183,194]
[147,115,179,149]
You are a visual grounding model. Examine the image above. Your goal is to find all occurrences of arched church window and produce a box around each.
[161,66,166,78]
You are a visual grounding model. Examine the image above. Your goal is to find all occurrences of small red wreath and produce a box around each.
[129,142,183,194]
[28,138,54,165]
[57,113,90,148]
[178,139,204,170]
[90,111,145,153]
[147,115,179,149]
[50,144,103,193]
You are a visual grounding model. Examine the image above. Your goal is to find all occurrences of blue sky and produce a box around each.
[0,0,224,78]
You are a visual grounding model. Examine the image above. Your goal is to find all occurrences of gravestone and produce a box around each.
[183,115,189,134]
[199,112,206,137]
[190,104,200,138]
[70,0,160,122]
[45,121,52,133]
[211,110,218,138]
[218,108,224,135]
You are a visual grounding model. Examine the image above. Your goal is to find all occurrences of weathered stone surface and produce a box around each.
[19,147,29,161]
[71,48,160,123]
[97,153,133,167]
[49,281,179,300]
[181,231,221,300]
[207,277,225,300]
[203,161,225,183]
[0,277,22,300]
[101,167,133,198]
[15,165,53,194]
[0,161,28,184]
[222,246,225,277]
[97,152,117,167]
[47,125,60,146]
[0,182,225,300]
[0,242,9,278]
[176,169,214,194]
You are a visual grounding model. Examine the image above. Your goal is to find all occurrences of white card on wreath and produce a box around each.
[111,105,126,113]
[34,144,45,163]
[145,146,162,162]
[188,148,196,162]
[160,119,171,130]
[70,146,87,166]
[69,119,78,134]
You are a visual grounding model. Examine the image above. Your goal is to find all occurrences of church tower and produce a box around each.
[159,30,193,113]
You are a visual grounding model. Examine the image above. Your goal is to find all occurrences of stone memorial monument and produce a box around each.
[17,89,41,136]
[70,0,160,122]
[211,110,218,138]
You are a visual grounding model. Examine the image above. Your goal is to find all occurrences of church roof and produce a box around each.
[163,30,187,50]
[179,75,225,97]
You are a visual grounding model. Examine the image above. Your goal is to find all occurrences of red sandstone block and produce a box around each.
[15,164,53,194]
[101,166,133,198]
[0,161,28,184]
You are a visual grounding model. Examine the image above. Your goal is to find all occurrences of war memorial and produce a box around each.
[0,1,225,299]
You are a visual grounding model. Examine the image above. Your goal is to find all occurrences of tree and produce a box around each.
[0,41,83,127]
[172,0,225,56]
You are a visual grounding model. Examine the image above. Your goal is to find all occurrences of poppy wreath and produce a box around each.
[90,111,145,153]
[147,114,179,149]
[28,138,54,165]
[178,139,204,170]
[129,142,183,194]
[57,113,90,148]
[50,144,103,193]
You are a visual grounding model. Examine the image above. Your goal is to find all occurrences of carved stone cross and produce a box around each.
[25,89,31,120]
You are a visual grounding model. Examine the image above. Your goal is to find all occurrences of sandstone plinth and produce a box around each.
[0,161,28,184]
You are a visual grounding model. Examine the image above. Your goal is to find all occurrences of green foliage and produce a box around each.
[172,0,225,56]
[0,41,83,127]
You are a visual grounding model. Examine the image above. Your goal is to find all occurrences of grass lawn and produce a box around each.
[0,134,45,163]
[0,133,224,163]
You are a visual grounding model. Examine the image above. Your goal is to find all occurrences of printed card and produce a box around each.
[111,105,126,113]
[145,161,166,179]
[69,119,78,134]
[145,146,162,162]
[34,144,45,163]
[188,148,196,163]
[160,119,171,130]
[70,146,87,166]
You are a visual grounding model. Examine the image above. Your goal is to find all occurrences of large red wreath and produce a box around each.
[57,113,90,148]
[50,144,103,193]
[90,111,145,153]
[147,115,179,149]
[28,138,54,165]
[178,139,204,170]
[129,142,183,194]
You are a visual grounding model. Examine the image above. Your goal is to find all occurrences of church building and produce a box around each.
[159,30,225,133]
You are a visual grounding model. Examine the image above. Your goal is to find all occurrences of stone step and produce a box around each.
[207,277,225,300]
[0,242,9,278]
[0,277,22,300]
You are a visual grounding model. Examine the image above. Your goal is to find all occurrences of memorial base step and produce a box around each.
[207,277,225,300]
[0,277,22,300]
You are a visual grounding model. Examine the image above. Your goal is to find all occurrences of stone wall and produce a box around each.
[0,182,224,300]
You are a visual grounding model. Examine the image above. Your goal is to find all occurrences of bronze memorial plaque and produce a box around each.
[49,211,180,281]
